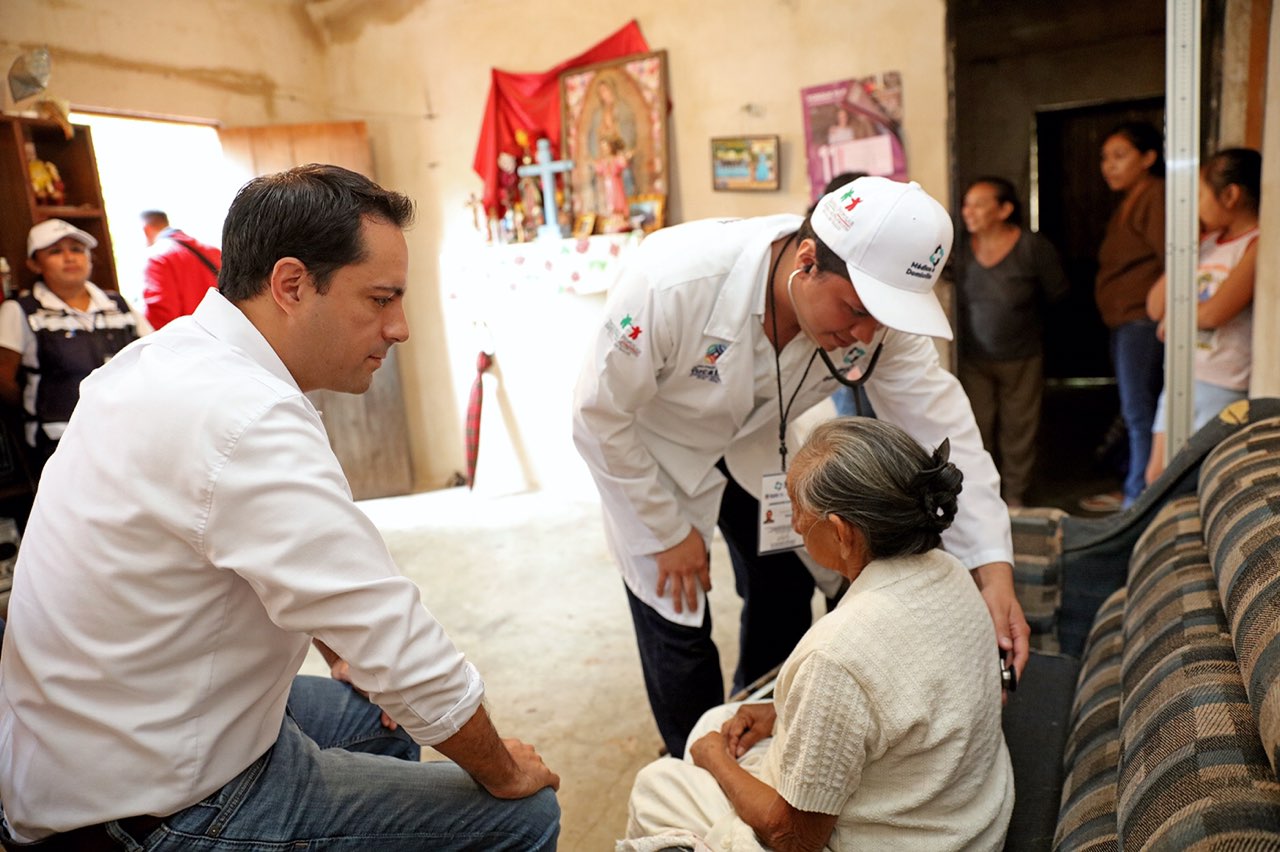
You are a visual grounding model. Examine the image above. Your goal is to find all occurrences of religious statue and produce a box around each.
[592,136,632,218]
[496,151,519,243]
[518,170,545,234]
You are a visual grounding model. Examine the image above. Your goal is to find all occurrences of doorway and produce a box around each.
[69,112,232,310]
[70,113,414,500]
[948,0,1167,509]
[1034,97,1165,382]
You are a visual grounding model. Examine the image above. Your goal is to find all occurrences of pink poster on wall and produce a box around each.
[800,72,906,203]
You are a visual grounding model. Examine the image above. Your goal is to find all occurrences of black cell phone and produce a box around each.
[999,650,1017,692]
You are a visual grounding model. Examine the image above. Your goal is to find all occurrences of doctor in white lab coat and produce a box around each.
[573,177,1026,757]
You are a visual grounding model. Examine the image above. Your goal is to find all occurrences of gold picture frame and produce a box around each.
[627,193,665,233]
[572,213,597,238]
[711,135,781,191]
[559,50,670,220]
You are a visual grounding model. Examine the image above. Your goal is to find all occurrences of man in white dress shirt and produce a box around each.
[0,165,560,850]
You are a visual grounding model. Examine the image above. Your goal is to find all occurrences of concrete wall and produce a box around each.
[954,30,1166,206]
[0,0,329,126]
[2,0,952,495]
[317,0,951,495]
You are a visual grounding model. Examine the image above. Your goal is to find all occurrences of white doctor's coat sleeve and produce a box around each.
[863,331,1014,570]
[572,267,691,557]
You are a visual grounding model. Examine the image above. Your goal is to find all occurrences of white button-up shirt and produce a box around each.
[0,290,482,840]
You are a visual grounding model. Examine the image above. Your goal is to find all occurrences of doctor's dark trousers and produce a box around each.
[626,460,815,758]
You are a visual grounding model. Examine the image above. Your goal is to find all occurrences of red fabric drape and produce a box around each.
[472,19,650,217]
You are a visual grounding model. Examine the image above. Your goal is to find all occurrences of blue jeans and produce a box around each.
[1111,319,1164,505]
[1,676,560,850]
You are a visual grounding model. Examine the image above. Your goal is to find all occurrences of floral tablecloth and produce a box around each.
[466,231,644,296]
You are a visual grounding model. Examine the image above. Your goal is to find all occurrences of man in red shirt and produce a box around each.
[141,210,222,329]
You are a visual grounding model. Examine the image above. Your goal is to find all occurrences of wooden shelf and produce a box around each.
[0,116,117,514]
[0,116,118,294]
[33,205,106,219]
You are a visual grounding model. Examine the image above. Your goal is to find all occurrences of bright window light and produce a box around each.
[70,112,236,309]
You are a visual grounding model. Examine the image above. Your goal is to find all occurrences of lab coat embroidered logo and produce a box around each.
[606,314,643,357]
[690,343,727,383]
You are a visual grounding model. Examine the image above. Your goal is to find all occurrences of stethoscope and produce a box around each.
[775,242,886,419]
[815,336,885,417]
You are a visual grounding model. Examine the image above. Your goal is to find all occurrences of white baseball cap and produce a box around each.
[810,176,954,340]
[28,219,98,257]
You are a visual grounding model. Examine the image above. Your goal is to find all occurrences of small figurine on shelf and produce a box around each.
[25,142,65,206]
[464,192,491,243]
[496,150,519,243]
[519,173,544,236]
[556,188,573,238]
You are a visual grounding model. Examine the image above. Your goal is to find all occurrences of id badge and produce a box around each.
[758,472,804,555]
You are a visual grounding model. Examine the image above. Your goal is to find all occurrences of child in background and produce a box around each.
[1144,148,1261,484]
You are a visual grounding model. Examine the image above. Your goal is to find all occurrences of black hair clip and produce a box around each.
[919,437,951,477]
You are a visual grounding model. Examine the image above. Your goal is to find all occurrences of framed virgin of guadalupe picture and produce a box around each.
[559,50,670,222]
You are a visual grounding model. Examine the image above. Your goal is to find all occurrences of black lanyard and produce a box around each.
[767,234,820,472]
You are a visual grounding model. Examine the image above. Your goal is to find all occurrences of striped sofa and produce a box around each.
[1053,416,1280,850]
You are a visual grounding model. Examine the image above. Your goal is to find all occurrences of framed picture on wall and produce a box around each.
[800,72,905,203]
[572,213,597,238]
[627,193,665,233]
[560,50,670,221]
[710,135,781,191]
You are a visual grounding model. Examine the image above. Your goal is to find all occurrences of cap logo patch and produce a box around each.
[840,189,863,212]
[905,262,933,280]
[929,245,945,266]
[820,197,855,231]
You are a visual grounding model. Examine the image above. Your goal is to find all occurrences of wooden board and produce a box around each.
[218,121,413,500]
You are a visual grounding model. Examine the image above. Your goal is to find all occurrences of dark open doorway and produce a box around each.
[949,1,1167,510]
[1034,97,1165,382]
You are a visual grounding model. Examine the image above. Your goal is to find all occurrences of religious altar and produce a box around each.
[440,228,646,497]
[459,229,644,298]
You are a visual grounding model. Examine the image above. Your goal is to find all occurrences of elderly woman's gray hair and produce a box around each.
[791,417,963,558]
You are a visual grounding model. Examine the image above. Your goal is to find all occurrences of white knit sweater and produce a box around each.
[759,549,1014,851]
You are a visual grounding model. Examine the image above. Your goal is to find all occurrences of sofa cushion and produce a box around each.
[1011,506,1067,653]
[1116,495,1280,849]
[1121,496,1216,682]
[1055,586,1126,852]
[1200,416,1280,776]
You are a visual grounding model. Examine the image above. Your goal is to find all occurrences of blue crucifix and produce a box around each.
[517,137,574,241]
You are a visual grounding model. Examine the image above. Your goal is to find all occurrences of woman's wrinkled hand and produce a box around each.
[720,702,777,758]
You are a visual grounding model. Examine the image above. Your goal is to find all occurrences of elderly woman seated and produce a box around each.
[621,418,1014,852]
